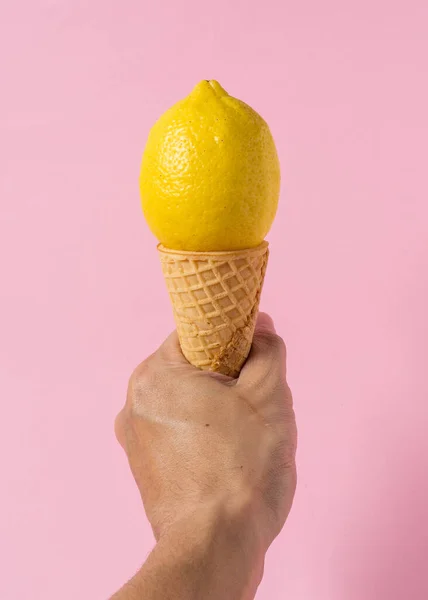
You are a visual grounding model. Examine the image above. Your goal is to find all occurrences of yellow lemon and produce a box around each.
[139,80,280,251]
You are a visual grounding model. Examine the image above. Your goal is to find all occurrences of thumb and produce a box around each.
[255,311,277,334]
[238,312,287,388]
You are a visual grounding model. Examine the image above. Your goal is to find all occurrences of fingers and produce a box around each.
[238,312,287,393]
[155,330,191,367]
[255,311,277,334]
[131,331,192,381]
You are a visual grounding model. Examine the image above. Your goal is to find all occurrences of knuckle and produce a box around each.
[255,331,286,354]
[269,333,286,354]
[127,355,167,416]
[114,409,127,445]
[127,360,156,409]
[128,359,153,393]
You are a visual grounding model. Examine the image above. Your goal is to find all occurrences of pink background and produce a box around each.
[1,1,428,598]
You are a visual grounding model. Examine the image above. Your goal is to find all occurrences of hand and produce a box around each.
[115,313,297,547]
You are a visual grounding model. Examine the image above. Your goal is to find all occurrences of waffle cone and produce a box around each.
[158,242,269,377]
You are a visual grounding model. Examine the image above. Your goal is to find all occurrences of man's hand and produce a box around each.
[112,313,297,600]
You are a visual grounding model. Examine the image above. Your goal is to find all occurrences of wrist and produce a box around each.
[159,497,265,599]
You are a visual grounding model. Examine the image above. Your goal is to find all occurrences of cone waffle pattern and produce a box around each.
[158,242,269,377]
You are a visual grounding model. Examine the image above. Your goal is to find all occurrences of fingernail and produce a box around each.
[256,312,276,333]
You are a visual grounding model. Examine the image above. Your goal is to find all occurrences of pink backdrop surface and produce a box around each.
[1,2,428,599]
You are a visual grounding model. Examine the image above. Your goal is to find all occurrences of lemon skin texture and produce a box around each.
[140,80,280,251]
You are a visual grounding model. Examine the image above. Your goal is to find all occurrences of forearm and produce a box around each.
[111,502,264,600]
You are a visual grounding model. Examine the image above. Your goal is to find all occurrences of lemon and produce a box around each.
[139,80,280,251]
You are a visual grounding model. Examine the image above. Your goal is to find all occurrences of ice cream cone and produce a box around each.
[158,241,269,377]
